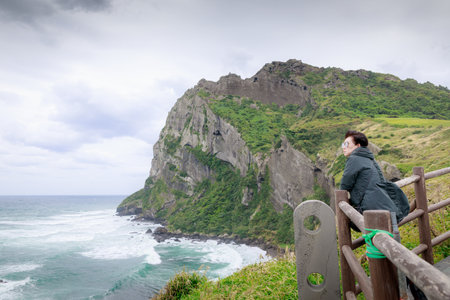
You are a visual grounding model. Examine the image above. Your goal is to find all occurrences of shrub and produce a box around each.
[184,253,298,299]
[152,270,207,300]
[328,155,346,178]
[164,135,181,156]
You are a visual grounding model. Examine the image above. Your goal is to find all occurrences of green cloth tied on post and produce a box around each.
[363,229,393,259]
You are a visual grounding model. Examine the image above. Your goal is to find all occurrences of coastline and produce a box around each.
[130,215,283,258]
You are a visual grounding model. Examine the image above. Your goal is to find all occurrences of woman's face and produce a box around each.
[342,136,360,157]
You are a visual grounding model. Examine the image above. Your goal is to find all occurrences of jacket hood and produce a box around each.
[350,147,374,160]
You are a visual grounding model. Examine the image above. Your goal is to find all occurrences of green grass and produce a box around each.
[152,270,208,300]
[153,254,298,300]
[374,117,450,128]
[207,95,357,160]
[287,116,356,159]
[164,134,181,156]
[356,120,450,176]
[117,187,148,208]
[208,96,296,155]
[299,68,450,120]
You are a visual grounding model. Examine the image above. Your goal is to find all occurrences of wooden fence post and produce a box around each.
[364,210,399,300]
[413,166,434,264]
[335,190,355,299]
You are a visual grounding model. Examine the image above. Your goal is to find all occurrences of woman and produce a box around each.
[340,131,421,298]
[340,130,399,219]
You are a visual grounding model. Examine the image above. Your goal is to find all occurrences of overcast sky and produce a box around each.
[0,0,449,195]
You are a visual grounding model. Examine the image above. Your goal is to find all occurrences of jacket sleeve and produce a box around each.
[340,157,359,191]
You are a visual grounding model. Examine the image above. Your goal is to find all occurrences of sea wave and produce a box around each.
[0,209,115,226]
[160,238,269,278]
[80,235,161,264]
[0,264,42,275]
[0,277,32,300]
[0,209,138,244]
[200,242,243,272]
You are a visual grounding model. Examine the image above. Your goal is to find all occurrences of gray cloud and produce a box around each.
[56,0,112,12]
[0,0,54,24]
[0,0,113,26]
[42,78,183,152]
[8,134,81,153]
[52,84,135,139]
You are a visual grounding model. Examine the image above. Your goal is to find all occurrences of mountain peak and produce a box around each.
[196,59,315,107]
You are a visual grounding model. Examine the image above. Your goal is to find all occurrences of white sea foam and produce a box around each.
[0,277,32,300]
[232,244,269,265]
[45,232,96,242]
[200,242,268,277]
[0,228,61,239]
[80,238,161,264]
[202,243,243,274]
[0,209,122,242]
[1,209,142,245]
[160,238,269,278]
[0,210,113,227]
[0,264,42,276]
[77,215,162,264]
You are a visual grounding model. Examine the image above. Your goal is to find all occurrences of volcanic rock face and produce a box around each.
[197,59,317,107]
[150,88,252,184]
[119,59,335,217]
[268,136,315,211]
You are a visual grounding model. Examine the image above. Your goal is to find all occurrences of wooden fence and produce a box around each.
[335,166,450,300]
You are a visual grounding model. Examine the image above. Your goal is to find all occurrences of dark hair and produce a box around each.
[345,130,368,147]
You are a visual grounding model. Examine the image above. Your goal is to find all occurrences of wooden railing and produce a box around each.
[335,166,450,300]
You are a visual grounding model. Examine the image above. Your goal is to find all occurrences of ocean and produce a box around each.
[0,196,268,300]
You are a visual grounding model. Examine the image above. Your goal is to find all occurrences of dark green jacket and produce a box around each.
[340,147,399,215]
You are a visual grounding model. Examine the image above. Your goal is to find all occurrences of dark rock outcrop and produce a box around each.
[150,226,282,257]
[197,60,317,107]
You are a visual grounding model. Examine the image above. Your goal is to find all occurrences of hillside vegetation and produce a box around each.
[153,124,449,299]
[120,61,449,299]
[153,253,298,300]
[119,62,449,246]
[300,68,449,119]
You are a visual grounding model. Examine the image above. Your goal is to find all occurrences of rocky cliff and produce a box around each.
[117,60,340,243]
[117,58,446,243]
[119,60,334,214]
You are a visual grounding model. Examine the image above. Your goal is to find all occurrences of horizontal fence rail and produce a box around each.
[429,198,450,213]
[373,232,450,299]
[395,175,420,188]
[424,167,450,180]
[398,208,424,226]
[395,166,450,188]
[338,201,365,232]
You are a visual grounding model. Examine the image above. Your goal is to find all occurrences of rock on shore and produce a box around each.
[149,226,281,257]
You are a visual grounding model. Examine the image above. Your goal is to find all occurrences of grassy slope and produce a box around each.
[152,254,298,300]
[356,118,450,262]
[136,65,450,299]
[153,117,449,299]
